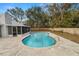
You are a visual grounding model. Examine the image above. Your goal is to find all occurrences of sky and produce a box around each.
[0,3,45,13]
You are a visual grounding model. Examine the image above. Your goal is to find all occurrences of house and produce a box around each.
[0,13,30,37]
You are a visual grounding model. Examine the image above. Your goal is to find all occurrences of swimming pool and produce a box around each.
[22,32,56,48]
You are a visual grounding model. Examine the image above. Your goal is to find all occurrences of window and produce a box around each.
[17,26,21,34]
[8,26,12,35]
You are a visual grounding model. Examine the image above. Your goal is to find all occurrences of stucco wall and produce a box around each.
[0,14,5,25]
[0,26,1,37]
[1,25,8,37]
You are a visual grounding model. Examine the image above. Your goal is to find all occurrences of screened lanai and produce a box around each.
[7,26,30,36]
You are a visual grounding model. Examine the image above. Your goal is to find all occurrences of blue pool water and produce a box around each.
[22,32,56,48]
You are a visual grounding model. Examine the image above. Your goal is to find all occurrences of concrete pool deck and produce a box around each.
[0,32,79,56]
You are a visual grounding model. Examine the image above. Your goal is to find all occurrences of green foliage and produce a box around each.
[25,7,50,28]
[6,3,79,28]
[6,7,24,22]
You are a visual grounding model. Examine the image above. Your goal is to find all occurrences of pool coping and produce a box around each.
[20,31,64,49]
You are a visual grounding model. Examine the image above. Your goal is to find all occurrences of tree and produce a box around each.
[6,7,24,22]
[25,6,49,28]
[6,7,25,34]
[47,3,79,28]
[5,3,79,28]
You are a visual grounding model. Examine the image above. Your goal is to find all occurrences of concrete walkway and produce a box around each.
[0,33,79,56]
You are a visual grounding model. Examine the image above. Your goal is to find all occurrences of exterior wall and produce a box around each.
[0,14,5,25]
[0,13,30,37]
[0,13,13,37]
[0,26,1,37]
[0,14,8,37]
[1,25,8,37]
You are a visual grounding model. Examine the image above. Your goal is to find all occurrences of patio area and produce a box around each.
[0,32,79,56]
